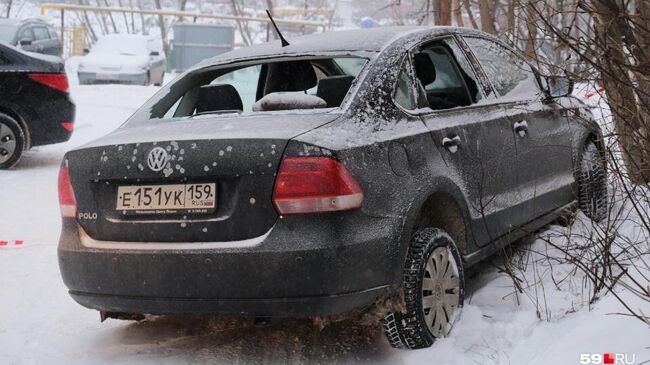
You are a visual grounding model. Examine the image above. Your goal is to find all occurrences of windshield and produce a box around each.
[126,55,369,126]
[0,24,17,44]
[91,36,149,56]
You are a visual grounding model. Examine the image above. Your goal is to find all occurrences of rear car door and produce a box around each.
[463,36,574,222]
[412,36,519,247]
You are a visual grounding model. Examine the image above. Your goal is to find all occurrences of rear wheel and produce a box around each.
[382,228,464,349]
[0,113,25,170]
[576,140,608,221]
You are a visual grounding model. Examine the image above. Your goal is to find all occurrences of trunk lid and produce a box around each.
[66,112,339,242]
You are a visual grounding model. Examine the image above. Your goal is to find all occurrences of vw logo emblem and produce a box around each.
[147,147,169,172]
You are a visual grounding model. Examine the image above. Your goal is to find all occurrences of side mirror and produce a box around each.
[83,48,90,54]
[149,51,160,57]
[19,39,32,46]
[546,75,574,98]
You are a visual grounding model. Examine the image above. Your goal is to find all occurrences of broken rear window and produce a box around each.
[127,56,368,126]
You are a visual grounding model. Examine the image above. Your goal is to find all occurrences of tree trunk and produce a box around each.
[524,1,538,61]
[506,0,516,35]
[103,0,118,33]
[435,0,452,26]
[229,0,252,46]
[452,0,464,27]
[461,0,479,29]
[153,0,169,55]
[79,0,98,41]
[178,0,188,22]
[591,0,650,183]
[117,0,131,33]
[136,0,147,35]
[94,0,109,35]
[5,0,12,18]
[478,0,496,34]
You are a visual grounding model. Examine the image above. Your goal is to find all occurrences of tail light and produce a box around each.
[272,157,364,214]
[61,122,74,132]
[28,73,69,93]
[58,164,77,218]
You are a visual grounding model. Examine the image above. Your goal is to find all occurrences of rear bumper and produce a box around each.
[78,71,147,85]
[26,95,75,147]
[58,214,403,317]
[69,286,389,317]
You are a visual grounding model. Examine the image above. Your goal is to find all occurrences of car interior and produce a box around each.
[151,57,364,119]
[412,44,480,110]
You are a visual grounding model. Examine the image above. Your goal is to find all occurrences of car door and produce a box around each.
[32,25,51,55]
[463,36,575,222]
[412,36,520,247]
[46,26,62,56]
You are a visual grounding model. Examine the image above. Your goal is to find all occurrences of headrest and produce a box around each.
[252,92,327,112]
[414,53,436,86]
[316,75,355,107]
[264,60,318,94]
[195,84,243,114]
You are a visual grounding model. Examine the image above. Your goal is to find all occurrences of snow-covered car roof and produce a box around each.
[196,26,485,68]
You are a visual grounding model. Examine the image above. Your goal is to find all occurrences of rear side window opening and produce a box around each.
[129,56,368,125]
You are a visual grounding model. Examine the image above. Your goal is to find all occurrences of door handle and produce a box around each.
[442,135,461,154]
[513,120,528,137]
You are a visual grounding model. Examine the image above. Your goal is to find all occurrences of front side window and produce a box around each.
[33,27,50,41]
[412,38,482,110]
[464,37,539,99]
[128,56,368,126]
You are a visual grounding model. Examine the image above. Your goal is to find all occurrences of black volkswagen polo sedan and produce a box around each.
[58,27,606,349]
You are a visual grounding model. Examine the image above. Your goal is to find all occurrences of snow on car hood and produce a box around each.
[78,53,149,72]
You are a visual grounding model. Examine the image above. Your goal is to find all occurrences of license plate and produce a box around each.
[116,183,216,215]
[97,73,119,80]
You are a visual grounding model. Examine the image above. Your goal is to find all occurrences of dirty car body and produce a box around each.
[58,27,600,318]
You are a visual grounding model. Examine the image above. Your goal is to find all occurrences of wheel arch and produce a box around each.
[398,177,475,269]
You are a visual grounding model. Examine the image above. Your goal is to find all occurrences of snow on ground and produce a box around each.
[0,83,648,364]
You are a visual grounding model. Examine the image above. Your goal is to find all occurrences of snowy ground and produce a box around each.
[0,83,648,364]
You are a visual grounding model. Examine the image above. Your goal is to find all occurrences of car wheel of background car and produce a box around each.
[576,140,608,222]
[0,113,25,170]
[382,228,464,349]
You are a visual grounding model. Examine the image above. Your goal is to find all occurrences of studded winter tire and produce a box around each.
[382,228,464,349]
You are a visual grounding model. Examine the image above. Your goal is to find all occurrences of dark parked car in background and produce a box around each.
[57,27,606,349]
[0,18,62,57]
[0,43,74,169]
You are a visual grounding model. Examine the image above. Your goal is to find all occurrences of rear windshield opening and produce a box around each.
[130,56,368,125]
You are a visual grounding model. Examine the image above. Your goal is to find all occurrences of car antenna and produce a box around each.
[265,9,290,47]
